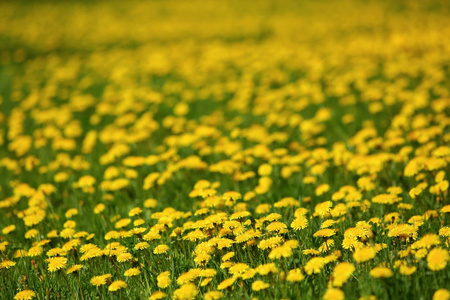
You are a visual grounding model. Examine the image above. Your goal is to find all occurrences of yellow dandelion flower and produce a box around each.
[2,224,16,234]
[427,248,449,271]
[0,260,16,269]
[441,205,450,214]
[149,291,167,300]
[315,184,330,196]
[269,245,293,259]
[433,289,450,300]
[229,263,250,275]
[108,280,127,292]
[144,198,158,208]
[115,218,131,229]
[314,201,332,217]
[332,262,355,287]
[217,277,236,290]
[256,263,279,275]
[173,283,198,300]
[94,203,106,214]
[135,241,150,250]
[252,280,270,291]
[286,268,305,282]
[399,265,416,276]
[372,194,401,205]
[157,271,171,289]
[14,290,36,300]
[124,267,141,277]
[369,267,393,278]
[388,224,418,240]
[90,274,111,286]
[117,252,133,262]
[24,229,39,239]
[305,257,327,275]
[291,216,309,230]
[323,288,344,300]
[313,228,337,238]
[154,244,169,254]
[258,164,272,176]
[129,207,143,216]
[439,227,450,237]
[47,256,68,272]
[353,247,376,263]
[66,264,83,274]
[412,234,441,249]
[65,208,79,218]
[27,246,43,257]
[204,291,224,300]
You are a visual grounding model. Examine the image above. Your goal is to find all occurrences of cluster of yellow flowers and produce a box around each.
[0,0,449,299]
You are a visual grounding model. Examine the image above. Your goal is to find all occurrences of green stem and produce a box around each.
[62,272,76,300]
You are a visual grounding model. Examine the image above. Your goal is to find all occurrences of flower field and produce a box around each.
[0,0,449,299]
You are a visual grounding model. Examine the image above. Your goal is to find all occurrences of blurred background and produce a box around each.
[1,0,450,57]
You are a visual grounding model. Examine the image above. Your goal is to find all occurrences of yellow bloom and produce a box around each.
[229,263,250,275]
[149,291,167,300]
[173,283,198,300]
[90,274,112,286]
[2,224,16,234]
[315,184,330,196]
[135,241,150,250]
[439,227,450,237]
[144,198,158,208]
[286,268,305,282]
[115,218,131,229]
[0,259,16,269]
[291,216,309,230]
[427,248,450,271]
[252,280,270,291]
[129,207,143,216]
[124,267,141,277]
[314,201,332,217]
[24,229,39,239]
[313,228,337,238]
[117,252,133,262]
[433,289,450,300]
[258,164,272,176]
[204,291,224,300]
[323,288,344,300]
[256,263,279,275]
[369,267,393,278]
[388,224,418,240]
[94,203,106,214]
[332,262,355,287]
[412,234,441,249]
[399,265,416,276]
[108,280,127,291]
[269,245,293,259]
[157,271,172,289]
[372,193,401,204]
[154,244,170,254]
[305,257,327,275]
[77,175,96,187]
[217,277,236,290]
[353,247,376,263]
[65,208,79,218]
[47,256,68,272]
[66,264,83,274]
[14,290,36,300]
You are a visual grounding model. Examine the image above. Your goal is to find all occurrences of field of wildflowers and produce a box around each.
[0,0,449,299]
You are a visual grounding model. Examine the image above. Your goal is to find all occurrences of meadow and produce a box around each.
[0,0,449,299]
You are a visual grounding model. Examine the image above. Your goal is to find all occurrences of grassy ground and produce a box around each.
[0,0,449,299]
